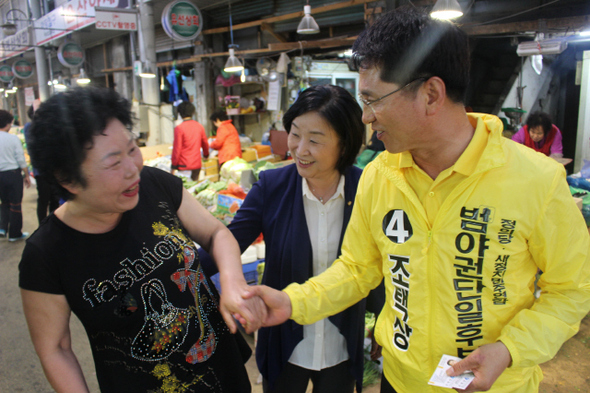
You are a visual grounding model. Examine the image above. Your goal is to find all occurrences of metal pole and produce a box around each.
[138,0,160,145]
[29,0,49,101]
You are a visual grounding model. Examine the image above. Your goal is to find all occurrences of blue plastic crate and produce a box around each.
[210,259,262,293]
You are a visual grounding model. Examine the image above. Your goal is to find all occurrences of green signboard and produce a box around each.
[162,1,203,41]
[0,65,14,83]
[57,42,85,68]
[12,59,34,79]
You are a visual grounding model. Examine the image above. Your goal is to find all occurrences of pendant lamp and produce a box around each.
[430,0,463,20]
[297,2,319,34]
[77,68,91,84]
[139,61,157,78]
[224,0,244,73]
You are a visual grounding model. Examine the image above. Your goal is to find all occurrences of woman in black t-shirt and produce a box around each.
[19,88,263,392]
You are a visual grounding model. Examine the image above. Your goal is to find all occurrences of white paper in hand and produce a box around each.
[428,354,475,389]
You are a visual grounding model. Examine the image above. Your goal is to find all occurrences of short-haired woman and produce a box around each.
[19,87,263,393]
[511,111,563,158]
[201,85,384,393]
[209,110,242,167]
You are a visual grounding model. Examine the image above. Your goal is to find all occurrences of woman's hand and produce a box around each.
[241,285,293,327]
[218,276,267,334]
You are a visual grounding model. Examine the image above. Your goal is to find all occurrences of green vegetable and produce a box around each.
[195,189,217,208]
[195,179,212,194]
[209,181,228,192]
[254,161,276,180]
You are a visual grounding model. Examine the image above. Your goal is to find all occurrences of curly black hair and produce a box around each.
[350,7,470,103]
[526,111,554,136]
[28,87,134,200]
[282,85,364,173]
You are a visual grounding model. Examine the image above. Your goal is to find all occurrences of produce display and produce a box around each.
[220,158,253,183]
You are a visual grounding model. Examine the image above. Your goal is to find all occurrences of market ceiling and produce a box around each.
[150,0,590,67]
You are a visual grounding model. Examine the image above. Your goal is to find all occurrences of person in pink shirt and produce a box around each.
[511,111,563,158]
[171,102,209,181]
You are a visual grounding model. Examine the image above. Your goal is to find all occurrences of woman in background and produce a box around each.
[171,101,209,181]
[209,111,242,167]
[511,111,563,158]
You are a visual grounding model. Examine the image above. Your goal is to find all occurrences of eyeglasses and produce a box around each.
[358,77,427,114]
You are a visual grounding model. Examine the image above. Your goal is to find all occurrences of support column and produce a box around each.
[30,0,49,101]
[193,41,213,135]
[574,50,590,173]
[138,0,160,145]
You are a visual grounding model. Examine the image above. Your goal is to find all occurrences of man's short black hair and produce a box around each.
[282,85,364,173]
[0,109,14,128]
[351,7,470,103]
[28,87,134,200]
[177,101,195,119]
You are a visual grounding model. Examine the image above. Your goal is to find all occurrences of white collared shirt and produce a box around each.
[288,175,349,370]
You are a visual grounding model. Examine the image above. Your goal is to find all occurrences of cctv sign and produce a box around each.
[95,8,138,31]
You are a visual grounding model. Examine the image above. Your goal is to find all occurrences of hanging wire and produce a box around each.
[467,0,561,27]
[229,0,235,46]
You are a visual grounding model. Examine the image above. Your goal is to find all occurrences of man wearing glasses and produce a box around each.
[246,7,590,393]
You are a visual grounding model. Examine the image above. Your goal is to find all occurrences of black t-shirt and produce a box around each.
[19,166,251,392]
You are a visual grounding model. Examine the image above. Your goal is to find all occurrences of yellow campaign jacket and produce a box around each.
[285,113,590,393]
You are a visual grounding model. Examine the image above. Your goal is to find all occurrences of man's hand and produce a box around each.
[446,341,512,392]
[239,285,292,327]
[219,282,267,334]
[368,328,382,361]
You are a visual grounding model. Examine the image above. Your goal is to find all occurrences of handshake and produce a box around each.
[217,283,292,334]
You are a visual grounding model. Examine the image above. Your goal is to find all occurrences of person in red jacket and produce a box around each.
[171,102,209,181]
[209,111,242,167]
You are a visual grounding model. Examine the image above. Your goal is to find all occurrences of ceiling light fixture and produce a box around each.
[297,2,319,34]
[77,68,91,84]
[53,76,67,90]
[224,0,244,73]
[430,0,463,20]
[0,8,29,37]
[517,39,567,56]
[139,61,157,78]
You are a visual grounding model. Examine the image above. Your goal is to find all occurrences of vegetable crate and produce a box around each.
[210,259,262,293]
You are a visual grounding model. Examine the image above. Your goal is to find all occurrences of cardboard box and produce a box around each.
[252,144,271,158]
[202,158,219,175]
[140,144,172,161]
[241,148,257,163]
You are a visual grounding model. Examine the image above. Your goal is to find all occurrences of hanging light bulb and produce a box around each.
[224,1,244,73]
[77,68,91,84]
[54,76,67,91]
[430,0,463,20]
[297,4,320,34]
[139,61,157,78]
[224,48,244,73]
[240,68,246,83]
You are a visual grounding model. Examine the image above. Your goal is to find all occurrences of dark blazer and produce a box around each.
[200,164,384,392]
